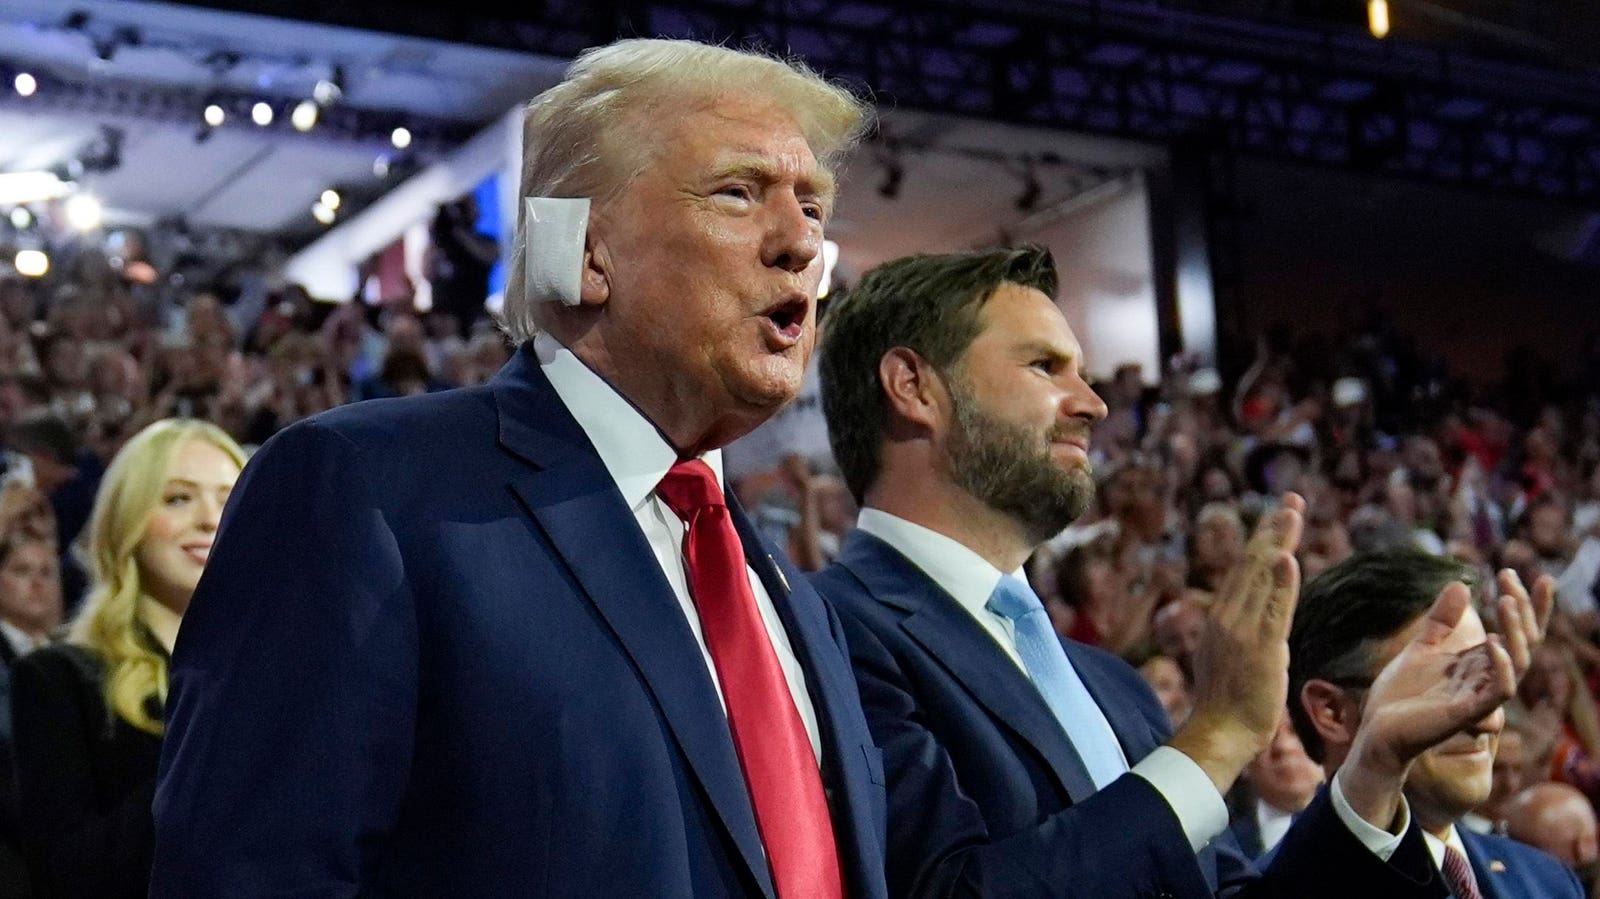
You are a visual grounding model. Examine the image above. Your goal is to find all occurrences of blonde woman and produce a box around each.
[10,419,244,899]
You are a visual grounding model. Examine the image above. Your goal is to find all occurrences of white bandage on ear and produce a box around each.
[522,197,590,307]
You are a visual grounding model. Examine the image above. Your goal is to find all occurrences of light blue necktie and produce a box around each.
[986,575,1127,790]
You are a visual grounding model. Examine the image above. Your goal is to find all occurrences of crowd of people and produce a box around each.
[0,32,1595,899]
[735,282,1600,887]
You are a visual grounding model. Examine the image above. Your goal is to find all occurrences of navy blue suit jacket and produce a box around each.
[811,529,1447,899]
[1459,828,1584,899]
[150,346,889,898]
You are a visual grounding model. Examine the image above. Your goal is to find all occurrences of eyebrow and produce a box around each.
[1016,341,1081,368]
[164,479,233,490]
[711,159,838,210]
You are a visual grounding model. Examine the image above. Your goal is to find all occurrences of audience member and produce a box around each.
[1289,550,1578,899]
[1226,713,1325,860]
[1503,782,1599,893]
[9,420,244,899]
[812,245,1525,898]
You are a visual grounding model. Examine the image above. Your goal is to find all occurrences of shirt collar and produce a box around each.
[855,508,1024,616]
[0,619,42,655]
[535,332,724,509]
[1421,823,1468,873]
[1256,797,1297,825]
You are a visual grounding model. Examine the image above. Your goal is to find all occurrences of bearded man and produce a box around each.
[810,246,1546,898]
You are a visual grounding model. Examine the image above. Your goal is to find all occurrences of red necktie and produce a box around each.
[657,459,845,899]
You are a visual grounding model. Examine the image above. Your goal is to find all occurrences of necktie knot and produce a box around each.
[657,459,724,521]
[986,575,1046,622]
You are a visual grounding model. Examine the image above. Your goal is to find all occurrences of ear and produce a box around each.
[579,224,611,307]
[879,347,947,433]
[1300,680,1359,755]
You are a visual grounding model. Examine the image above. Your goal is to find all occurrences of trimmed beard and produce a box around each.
[944,373,1095,546]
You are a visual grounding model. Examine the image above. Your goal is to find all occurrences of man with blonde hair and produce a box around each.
[152,39,887,899]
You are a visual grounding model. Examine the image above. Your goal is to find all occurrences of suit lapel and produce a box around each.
[838,530,1099,804]
[730,500,882,895]
[493,350,776,899]
[732,499,883,883]
[1459,831,1506,899]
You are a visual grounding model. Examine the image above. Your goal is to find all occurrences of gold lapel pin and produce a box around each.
[1489,860,1507,873]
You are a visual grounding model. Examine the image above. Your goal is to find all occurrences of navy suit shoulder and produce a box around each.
[1460,828,1585,899]
[814,528,1448,899]
[153,349,887,899]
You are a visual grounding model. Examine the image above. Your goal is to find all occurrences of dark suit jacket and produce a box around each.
[1459,828,1584,899]
[151,345,889,898]
[10,643,163,899]
[0,635,32,899]
[812,529,1447,899]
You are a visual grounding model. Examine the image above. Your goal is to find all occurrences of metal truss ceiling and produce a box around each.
[177,0,1600,205]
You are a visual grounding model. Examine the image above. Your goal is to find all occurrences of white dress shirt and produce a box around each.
[0,620,43,657]
[1255,798,1297,856]
[535,333,821,762]
[856,507,1406,859]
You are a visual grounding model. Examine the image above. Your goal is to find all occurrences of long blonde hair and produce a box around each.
[68,419,247,735]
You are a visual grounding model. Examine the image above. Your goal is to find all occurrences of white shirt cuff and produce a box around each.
[1330,768,1409,861]
[1131,746,1229,853]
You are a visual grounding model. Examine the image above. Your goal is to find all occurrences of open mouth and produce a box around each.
[761,296,809,344]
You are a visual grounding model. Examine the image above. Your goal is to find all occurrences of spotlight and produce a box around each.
[13,250,49,279]
[390,127,412,150]
[13,73,36,97]
[313,65,345,105]
[64,193,103,231]
[1368,0,1390,38]
[252,101,274,126]
[0,172,73,205]
[311,202,335,225]
[291,99,319,132]
[372,155,391,178]
[203,103,226,127]
[320,189,341,210]
[9,207,33,229]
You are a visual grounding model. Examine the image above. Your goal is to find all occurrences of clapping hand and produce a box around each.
[1342,570,1552,827]
[1169,493,1305,792]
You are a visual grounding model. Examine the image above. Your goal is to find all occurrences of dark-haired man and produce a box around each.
[1289,550,1576,899]
[811,245,1543,898]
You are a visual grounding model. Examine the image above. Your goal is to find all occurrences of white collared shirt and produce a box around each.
[1256,798,1297,856]
[855,507,1406,860]
[535,333,820,762]
[0,619,44,657]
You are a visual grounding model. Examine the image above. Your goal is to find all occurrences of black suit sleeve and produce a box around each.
[11,650,154,899]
